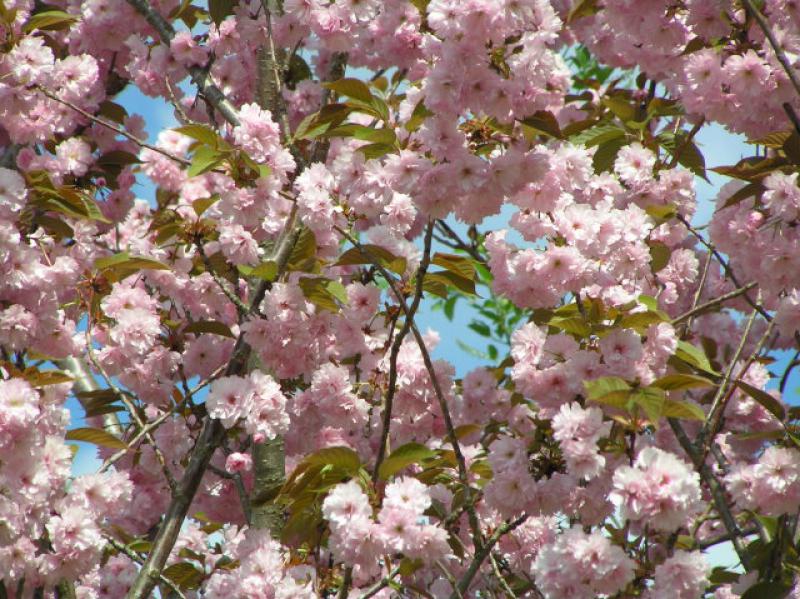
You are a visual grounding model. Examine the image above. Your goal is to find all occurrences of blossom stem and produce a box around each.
[372,222,435,483]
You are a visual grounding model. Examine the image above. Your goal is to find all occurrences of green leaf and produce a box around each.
[584,377,631,407]
[651,373,715,391]
[98,101,128,124]
[163,562,204,590]
[633,387,666,425]
[662,399,706,421]
[357,142,396,160]
[602,96,637,122]
[97,150,141,168]
[567,0,599,22]
[324,124,396,145]
[65,427,127,450]
[735,380,785,421]
[645,204,677,222]
[95,252,170,282]
[571,123,625,147]
[36,187,110,224]
[405,100,434,132]
[243,260,278,282]
[187,145,225,178]
[425,271,477,296]
[468,321,491,337]
[191,195,220,217]
[378,442,436,480]
[208,0,236,25]
[324,78,375,105]
[423,276,449,299]
[519,111,563,139]
[336,244,407,275]
[722,182,763,209]
[648,241,671,273]
[711,156,788,182]
[548,315,591,337]
[299,277,343,313]
[432,253,476,280]
[304,446,362,474]
[748,129,793,148]
[22,369,74,387]
[593,136,626,173]
[708,568,740,584]
[741,582,791,599]
[663,132,707,179]
[286,228,317,272]
[175,124,225,147]
[617,310,667,332]
[183,320,234,338]
[675,340,719,376]
[443,295,458,320]
[23,9,77,32]
[77,389,121,418]
[293,104,352,140]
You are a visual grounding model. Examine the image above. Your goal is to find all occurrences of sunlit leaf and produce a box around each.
[65,427,127,450]
[23,9,76,32]
[651,373,715,391]
[379,442,436,480]
[584,377,631,407]
[662,399,706,421]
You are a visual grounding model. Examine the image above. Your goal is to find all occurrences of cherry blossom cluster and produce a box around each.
[2,0,800,597]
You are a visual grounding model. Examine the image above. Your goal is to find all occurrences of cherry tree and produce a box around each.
[2,0,800,597]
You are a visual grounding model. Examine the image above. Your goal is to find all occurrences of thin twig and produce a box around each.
[701,313,776,458]
[676,214,771,321]
[682,250,713,332]
[194,241,249,316]
[83,324,179,492]
[671,282,758,325]
[100,401,183,472]
[36,87,191,167]
[359,566,401,599]
[666,118,705,169]
[436,220,487,264]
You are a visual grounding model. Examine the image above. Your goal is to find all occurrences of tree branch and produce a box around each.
[668,418,752,569]
[449,516,528,599]
[106,536,187,599]
[124,0,240,126]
